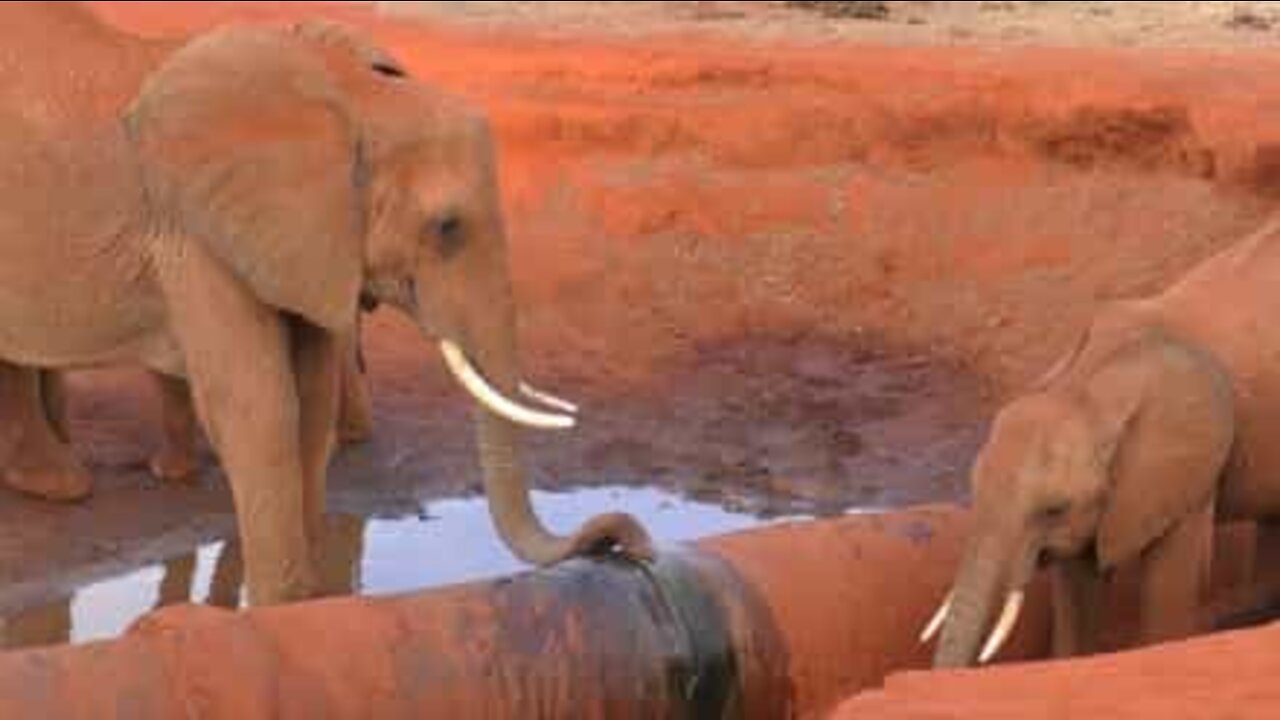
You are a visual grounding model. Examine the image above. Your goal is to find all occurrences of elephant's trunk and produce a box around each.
[445,296,653,567]
[933,533,1007,668]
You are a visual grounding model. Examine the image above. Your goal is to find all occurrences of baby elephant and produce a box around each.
[922,215,1280,667]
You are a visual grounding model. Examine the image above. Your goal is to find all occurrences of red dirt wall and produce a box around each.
[88,2,1280,399]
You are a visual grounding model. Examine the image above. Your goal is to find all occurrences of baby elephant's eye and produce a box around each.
[1040,502,1070,522]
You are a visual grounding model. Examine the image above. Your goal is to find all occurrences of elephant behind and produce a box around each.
[922,215,1280,667]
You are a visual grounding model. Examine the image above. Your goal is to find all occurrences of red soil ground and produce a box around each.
[4,2,1280,715]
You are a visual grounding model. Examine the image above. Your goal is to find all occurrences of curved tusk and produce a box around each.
[978,590,1024,664]
[519,382,579,415]
[439,341,576,430]
[919,591,953,644]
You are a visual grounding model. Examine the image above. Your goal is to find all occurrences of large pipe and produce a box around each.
[0,506,1271,719]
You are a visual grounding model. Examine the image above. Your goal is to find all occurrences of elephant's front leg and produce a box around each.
[289,319,339,545]
[1138,499,1214,645]
[1050,555,1101,658]
[158,246,315,605]
[0,363,90,501]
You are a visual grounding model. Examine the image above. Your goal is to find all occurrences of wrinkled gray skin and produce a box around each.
[0,3,652,605]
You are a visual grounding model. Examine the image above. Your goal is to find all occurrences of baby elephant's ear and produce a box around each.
[126,25,364,330]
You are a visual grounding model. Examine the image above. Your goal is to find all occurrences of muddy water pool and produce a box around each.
[0,485,828,650]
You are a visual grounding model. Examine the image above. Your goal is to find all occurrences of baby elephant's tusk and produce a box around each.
[439,341,576,430]
[919,591,953,644]
[978,590,1024,664]
[518,382,580,415]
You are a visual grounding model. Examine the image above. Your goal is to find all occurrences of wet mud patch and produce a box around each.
[341,329,988,520]
[530,334,988,517]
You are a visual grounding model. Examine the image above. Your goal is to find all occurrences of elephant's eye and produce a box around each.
[371,60,406,79]
[430,214,465,260]
[1040,502,1069,522]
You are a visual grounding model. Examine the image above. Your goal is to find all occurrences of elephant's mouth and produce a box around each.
[1036,547,1053,569]
[437,339,578,430]
[358,290,381,313]
[920,587,1025,664]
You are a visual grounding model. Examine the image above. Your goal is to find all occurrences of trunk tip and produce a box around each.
[562,512,656,565]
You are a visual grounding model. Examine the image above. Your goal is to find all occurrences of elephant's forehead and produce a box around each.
[995,394,1087,440]
[372,95,489,165]
[980,399,1091,479]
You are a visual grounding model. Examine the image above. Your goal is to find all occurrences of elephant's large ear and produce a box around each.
[1088,334,1229,569]
[126,25,364,330]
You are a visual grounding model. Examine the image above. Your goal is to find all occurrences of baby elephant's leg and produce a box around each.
[1138,499,1214,645]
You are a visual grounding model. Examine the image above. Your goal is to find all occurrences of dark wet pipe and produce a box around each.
[0,505,1273,718]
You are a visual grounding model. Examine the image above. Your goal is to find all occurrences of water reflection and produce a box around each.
[1,486,815,649]
[1,542,241,651]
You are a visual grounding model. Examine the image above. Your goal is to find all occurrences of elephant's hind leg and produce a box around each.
[335,322,372,445]
[0,363,90,501]
[38,370,69,443]
[154,551,197,610]
[146,371,199,482]
[205,539,244,608]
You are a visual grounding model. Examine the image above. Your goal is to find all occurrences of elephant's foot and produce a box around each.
[148,371,200,482]
[148,446,198,483]
[2,434,91,502]
[335,414,372,445]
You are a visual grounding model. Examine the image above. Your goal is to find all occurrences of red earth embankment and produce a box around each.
[90,2,1280,397]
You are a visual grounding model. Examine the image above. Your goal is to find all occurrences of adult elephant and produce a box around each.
[0,4,374,498]
[0,6,651,604]
[920,215,1280,667]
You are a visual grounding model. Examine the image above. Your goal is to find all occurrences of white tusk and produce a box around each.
[439,340,576,430]
[978,590,1024,664]
[919,591,953,644]
[519,382,579,415]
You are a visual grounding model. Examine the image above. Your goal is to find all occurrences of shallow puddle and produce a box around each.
[0,485,819,651]
[0,335,979,653]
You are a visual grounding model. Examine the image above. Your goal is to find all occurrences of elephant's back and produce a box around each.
[1155,218,1280,519]
[0,3,175,131]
